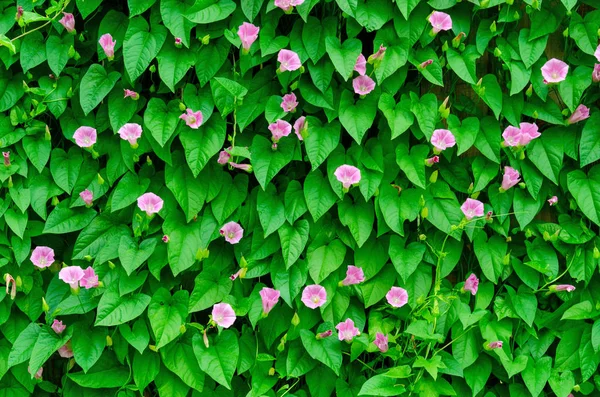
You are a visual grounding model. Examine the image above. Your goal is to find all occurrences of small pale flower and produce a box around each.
[368,44,387,64]
[58,266,85,290]
[293,116,306,141]
[425,156,439,166]
[518,122,540,145]
[419,59,433,69]
[316,330,332,339]
[4,273,15,300]
[548,196,558,206]
[59,12,75,33]
[355,54,367,76]
[429,11,452,34]
[269,119,292,142]
[500,166,520,191]
[336,318,360,342]
[595,44,600,62]
[238,22,260,52]
[16,6,23,21]
[180,108,203,129]
[259,287,280,315]
[73,126,97,148]
[567,104,590,124]
[230,162,253,172]
[220,221,244,244]
[123,89,139,100]
[550,284,576,292]
[274,0,293,12]
[174,37,182,46]
[3,152,10,166]
[212,303,236,328]
[541,58,568,83]
[341,266,365,286]
[281,93,299,112]
[137,193,164,216]
[99,33,116,60]
[463,274,479,296]
[593,64,600,83]
[162,235,169,243]
[79,189,93,206]
[58,341,74,358]
[31,246,55,268]
[301,284,327,309]
[502,126,521,147]
[430,129,456,151]
[80,267,99,289]
[386,287,408,308]
[230,268,244,281]
[334,164,361,190]
[488,341,503,349]
[461,198,484,220]
[374,332,389,352]
[277,49,302,72]
[217,150,231,165]
[51,320,66,334]
[28,366,43,380]
[352,75,376,95]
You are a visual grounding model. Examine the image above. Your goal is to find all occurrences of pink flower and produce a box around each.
[269,119,292,142]
[595,44,600,62]
[212,303,236,328]
[301,284,327,309]
[137,193,164,216]
[463,274,479,296]
[238,22,259,52]
[419,59,433,69]
[162,235,169,243]
[293,116,306,140]
[429,11,452,34]
[174,37,182,46]
[80,267,99,289]
[341,266,365,286]
[59,12,75,33]
[28,366,43,380]
[374,332,389,352]
[99,33,116,60]
[488,341,503,349]
[501,166,520,191]
[593,64,600,83]
[220,221,244,244]
[230,162,253,172]
[31,246,55,268]
[518,122,540,145]
[502,126,521,147]
[334,164,361,190]
[431,129,456,151]
[123,89,139,100]
[259,287,280,315]
[425,156,439,166]
[281,93,299,112]
[278,49,302,72]
[368,44,387,64]
[336,318,360,342]
[16,6,23,21]
[230,268,243,281]
[316,330,332,339]
[73,126,97,148]
[180,108,203,129]
[355,54,367,75]
[58,341,74,358]
[4,274,15,300]
[79,189,93,206]
[3,152,10,166]
[58,266,85,289]
[551,284,576,292]
[51,319,66,334]
[274,0,300,12]
[541,58,568,83]
[217,150,231,165]
[461,198,484,220]
[352,75,376,95]
[386,286,408,308]
[548,196,558,206]
[567,104,590,124]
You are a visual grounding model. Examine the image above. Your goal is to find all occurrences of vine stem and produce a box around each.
[11,0,70,42]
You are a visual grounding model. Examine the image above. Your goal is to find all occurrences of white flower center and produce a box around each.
[216,315,224,323]
[551,72,558,79]
[312,296,320,304]
[228,232,235,239]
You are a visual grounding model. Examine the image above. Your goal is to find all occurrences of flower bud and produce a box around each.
[291,312,300,327]
[201,35,210,45]
[441,41,449,52]
[97,173,104,185]
[179,102,186,112]
[593,246,600,259]
[429,170,438,183]
[421,207,428,218]
[83,255,92,262]
[268,367,276,376]
[106,335,113,346]
[149,64,156,73]
[573,385,580,392]
[68,45,76,58]
[203,329,209,348]
[108,261,116,269]
[503,253,510,266]
[419,234,427,241]
[525,84,533,97]
[494,47,502,57]
[490,21,497,33]
[51,196,59,206]
[563,28,569,38]
[180,324,186,334]
[149,344,157,352]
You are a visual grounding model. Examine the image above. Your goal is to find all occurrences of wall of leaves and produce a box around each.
[1,0,600,395]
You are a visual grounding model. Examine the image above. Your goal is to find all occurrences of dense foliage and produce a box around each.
[1,0,600,395]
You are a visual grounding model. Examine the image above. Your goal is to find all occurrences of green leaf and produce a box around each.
[569,10,600,55]
[251,135,296,190]
[303,17,335,63]
[71,324,106,373]
[8,323,42,367]
[396,143,428,189]
[210,76,248,117]
[189,268,232,313]
[21,135,50,173]
[46,34,73,76]
[446,46,478,84]
[43,202,96,234]
[161,335,205,391]
[307,239,346,283]
[241,0,265,21]
[567,165,600,226]
[79,64,121,115]
[192,330,239,389]
[211,173,248,224]
[304,117,341,170]
[473,74,502,119]
[95,284,151,326]
[410,92,437,140]
[185,0,236,23]
[118,235,157,275]
[580,112,600,167]
[518,29,548,69]
[507,286,537,327]
[358,374,406,396]
[339,89,379,144]
[389,237,426,282]
[166,151,206,222]
[528,128,563,184]
[144,98,181,147]
[119,319,150,354]
[378,93,414,139]
[129,0,157,16]
[548,370,575,397]
[338,196,374,247]
[20,31,46,72]
[123,19,167,81]
[278,219,309,269]
[109,172,150,212]
[148,288,189,349]
[257,184,286,237]
[157,40,197,91]
[325,37,362,81]
[132,350,160,392]
[29,327,72,376]
[360,265,396,307]
[561,301,595,320]
[68,353,129,388]
[300,330,342,375]
[76,0,103,18]
[4,208,27,239]
[474,234,506,284]
[522,356,552,397]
